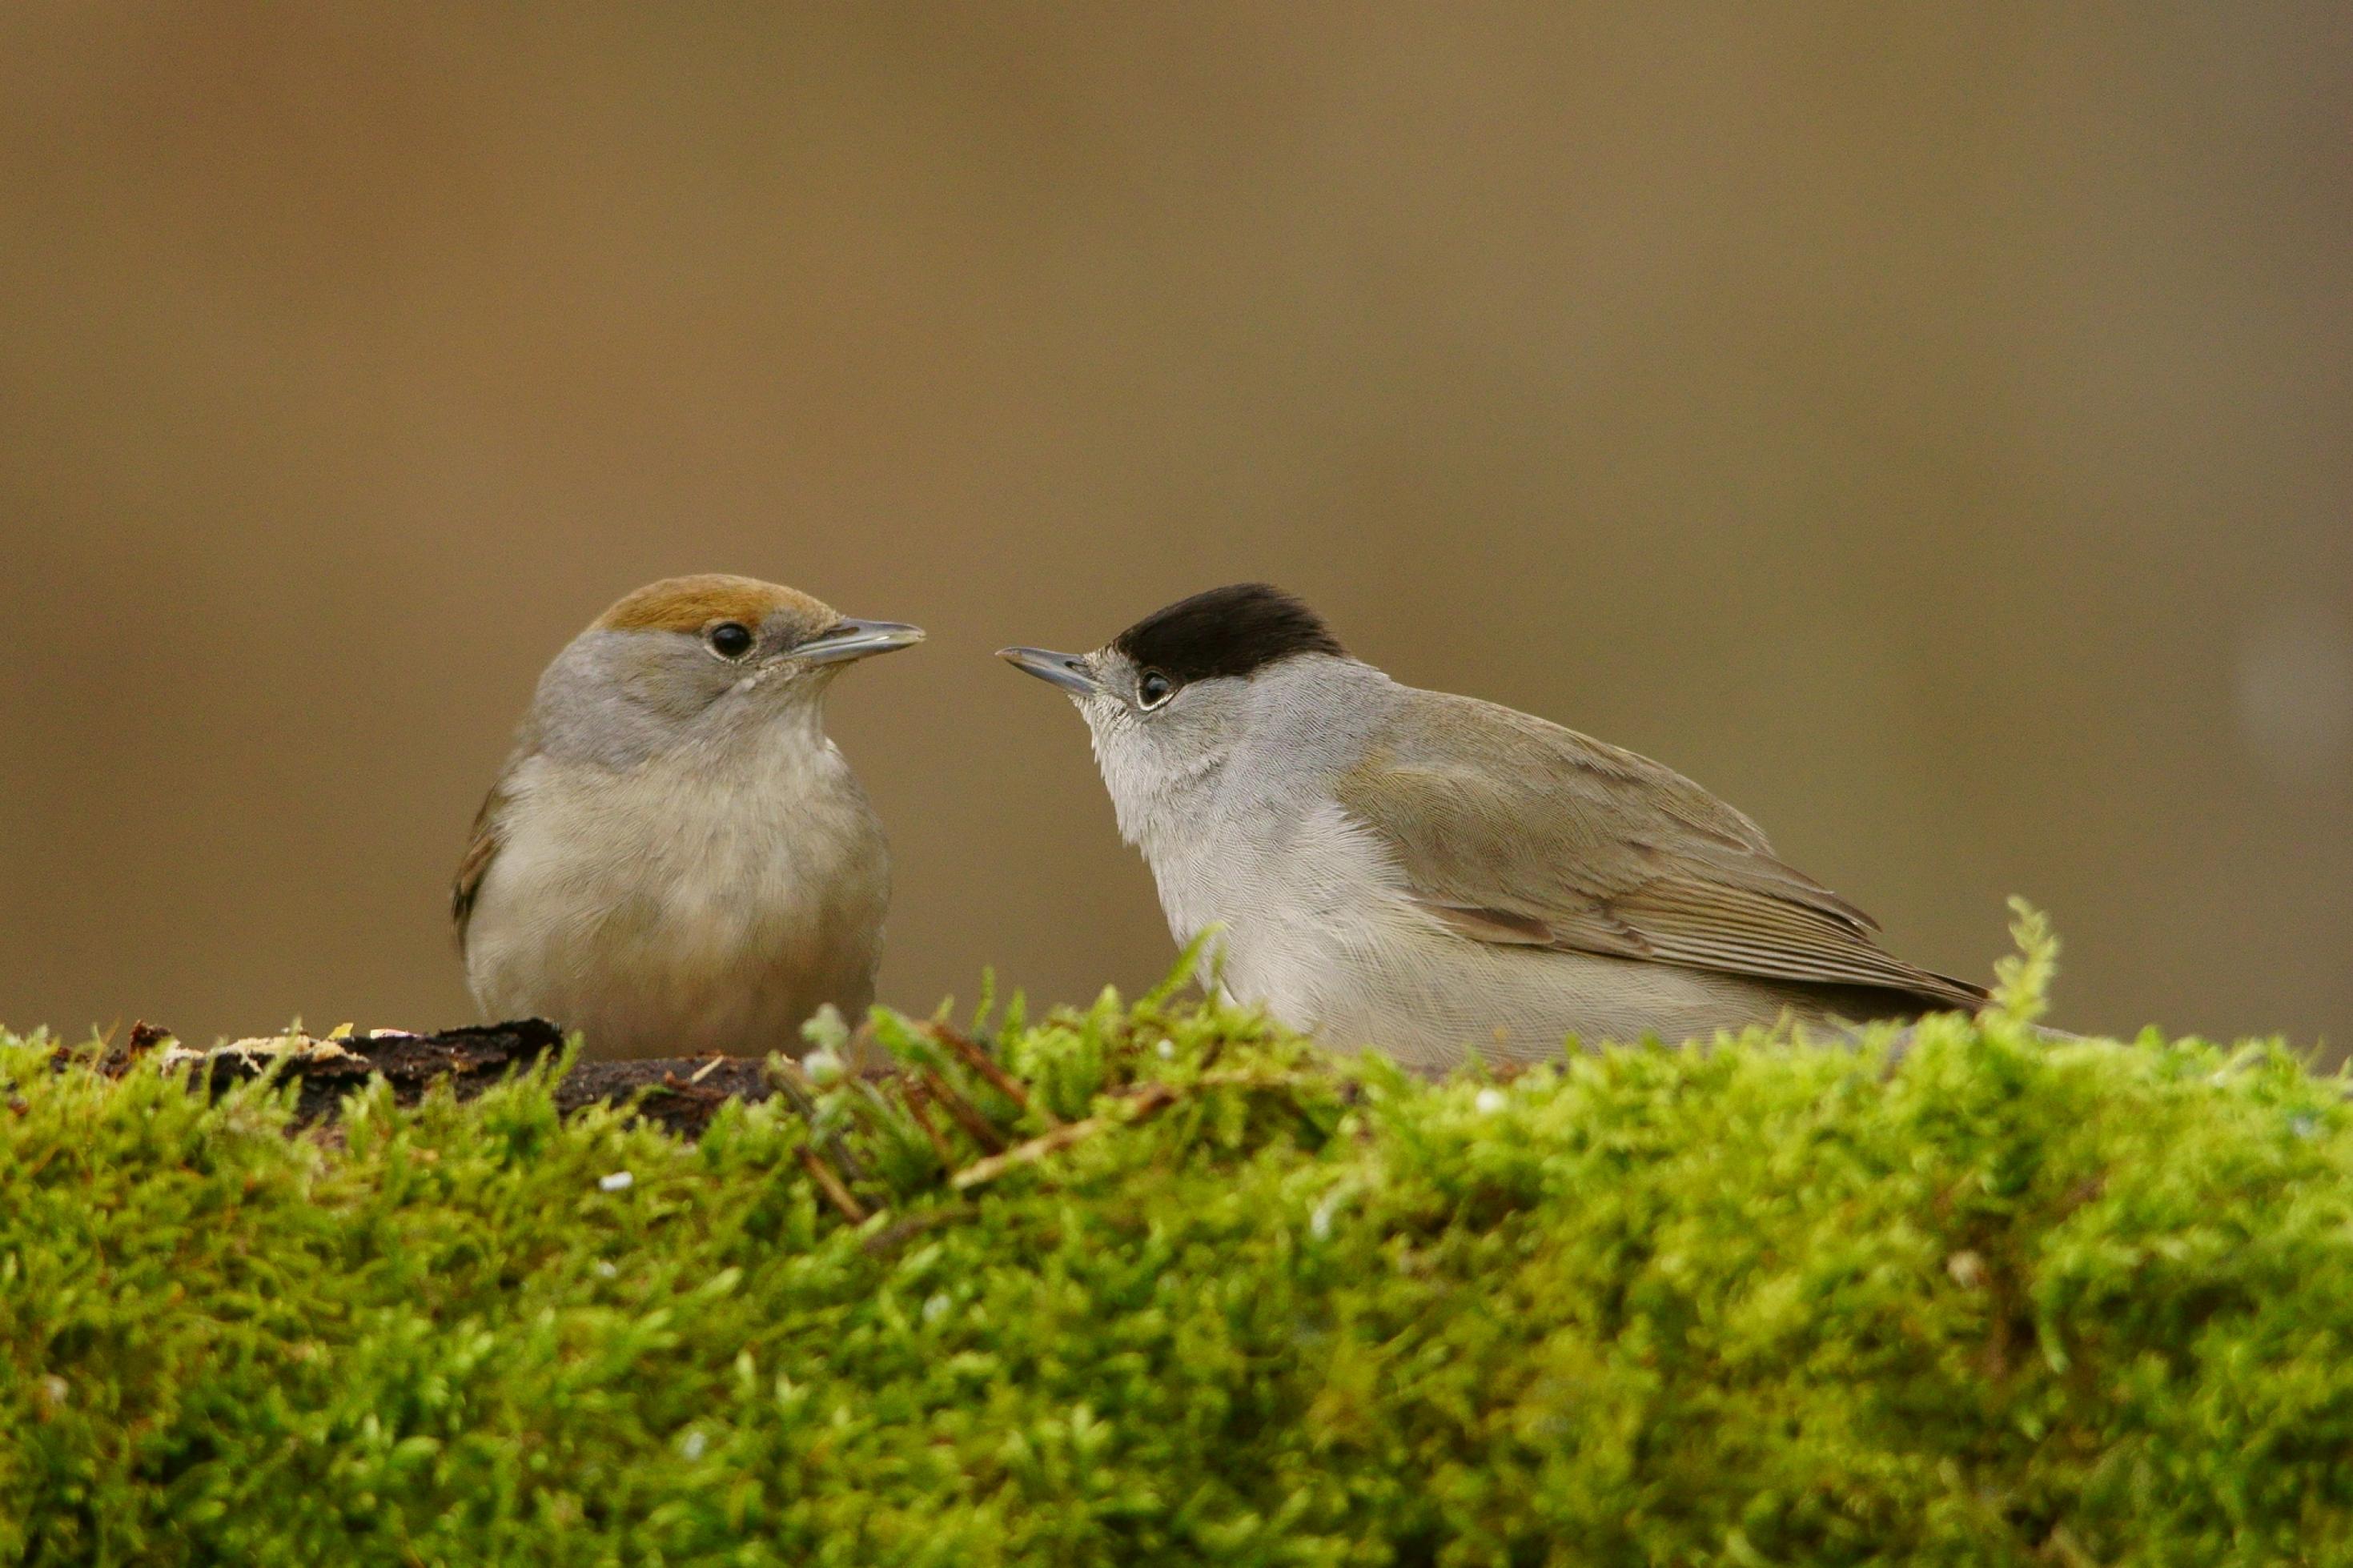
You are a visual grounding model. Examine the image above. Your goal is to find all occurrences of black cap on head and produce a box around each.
[1110,584,1346,684]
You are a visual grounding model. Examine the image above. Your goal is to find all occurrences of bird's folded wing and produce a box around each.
[1333,693,1986,1010]
[450,784,507,952]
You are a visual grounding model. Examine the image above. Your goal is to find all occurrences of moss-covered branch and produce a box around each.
[3,934,2347,1564]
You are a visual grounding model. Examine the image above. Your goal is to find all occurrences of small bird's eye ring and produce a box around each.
[1136,669,1174,708]
[706,621,755,660]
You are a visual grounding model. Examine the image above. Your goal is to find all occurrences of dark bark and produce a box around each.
[76,1020,778,1139]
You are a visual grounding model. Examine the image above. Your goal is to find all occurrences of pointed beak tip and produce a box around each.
[998,646,1100,695]
[794,619,926,667]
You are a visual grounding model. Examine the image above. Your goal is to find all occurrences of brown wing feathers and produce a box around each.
[449,784,506,950]
[1340,696,1986,1013]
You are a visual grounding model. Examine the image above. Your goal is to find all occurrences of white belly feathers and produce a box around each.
[464,744,887,1058]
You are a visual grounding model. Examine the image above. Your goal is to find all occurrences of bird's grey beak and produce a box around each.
[794,619,926,666]
[996,646,1101,695]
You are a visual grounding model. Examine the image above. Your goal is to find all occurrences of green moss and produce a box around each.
[4,928,2349,1565]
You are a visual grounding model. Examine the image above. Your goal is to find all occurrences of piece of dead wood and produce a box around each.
[564,1056,779,1137]
[59,1021,782,1139]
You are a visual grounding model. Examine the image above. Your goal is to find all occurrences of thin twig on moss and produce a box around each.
[946,1069,1314,1193]
[918,1067,1008,1153]
[952,1083,1180,1191]
[927,1023,1061,1129]
[795,1145,869,1224]
[899,1079,958,1167]
[768,1057,873,1182]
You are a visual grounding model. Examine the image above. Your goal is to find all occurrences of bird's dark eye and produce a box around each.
[1136,669,1174,708]
[707,621,755,660]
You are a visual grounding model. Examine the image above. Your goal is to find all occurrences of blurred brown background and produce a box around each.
[3,6,2348,1052]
